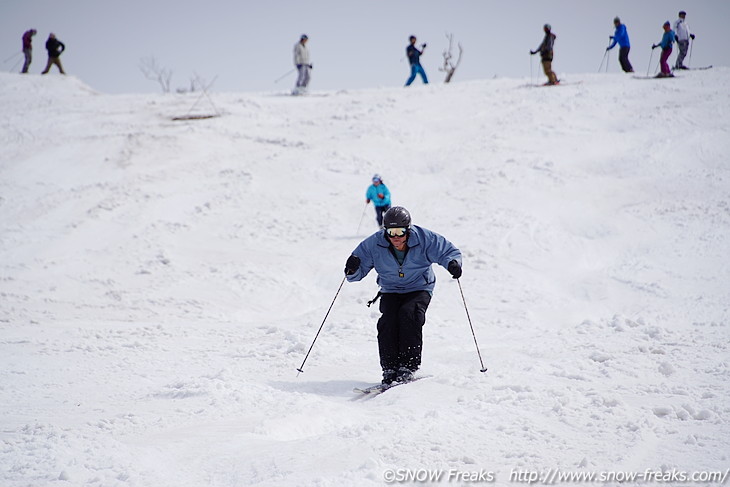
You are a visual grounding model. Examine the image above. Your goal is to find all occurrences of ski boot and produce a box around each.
[382,369,397,385]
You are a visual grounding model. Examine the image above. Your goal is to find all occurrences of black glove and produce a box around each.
[690,34,695,40]
[344,255,360,276]
[447,260,462,279]
[421,43,427,48]
[296,64,302,68]
[530,50,536,55]
[652,44,657,49]
[309,64,313,69]
[606,47,610,51]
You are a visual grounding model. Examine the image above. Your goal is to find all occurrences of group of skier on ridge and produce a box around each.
[291,10,698,95]
[18,9,698,90]
[604,10,696,78]
[530,10,697,85]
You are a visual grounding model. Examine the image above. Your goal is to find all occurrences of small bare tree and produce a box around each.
[139,56,172,93]
[440,33,463,83]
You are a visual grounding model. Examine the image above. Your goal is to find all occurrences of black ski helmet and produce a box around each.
[383,206,411,229]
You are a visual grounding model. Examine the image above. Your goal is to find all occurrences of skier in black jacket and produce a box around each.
[530,24,558,85]
[41,33,66,75]
[405,35,429,86]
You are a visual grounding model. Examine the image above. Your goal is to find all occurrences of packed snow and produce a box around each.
[1,70,729,486]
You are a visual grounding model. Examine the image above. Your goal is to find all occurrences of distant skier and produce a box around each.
[405,35,429,86]
[652,22,676,78]
[530,24,559,85]
[21,29,36,74]
[365,174,391,228]
[673,11,695,70]
[607,17,634,73]
[293,34,311,95]
[41,33,65,75]
[344,206,462,385]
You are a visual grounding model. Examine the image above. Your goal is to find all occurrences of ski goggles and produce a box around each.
[385,227,408,238]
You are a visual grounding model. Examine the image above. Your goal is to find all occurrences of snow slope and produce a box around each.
[1,70,729,486]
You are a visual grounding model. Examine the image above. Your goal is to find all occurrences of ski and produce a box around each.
[353,375,431,395]
[633,75,679,80]
[523,81,582,88]
[687,65,712,70]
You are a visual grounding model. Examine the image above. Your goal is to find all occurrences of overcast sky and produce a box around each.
[2,0,728,94]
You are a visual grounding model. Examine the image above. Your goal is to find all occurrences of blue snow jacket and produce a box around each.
[346,225,462,294]
[658,30,675,50]
[365,183,391,207]
[608,24,630,49]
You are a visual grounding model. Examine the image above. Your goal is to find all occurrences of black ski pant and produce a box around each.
[377,290,432,372]
[374,204,390,227]
[618,47,634,72]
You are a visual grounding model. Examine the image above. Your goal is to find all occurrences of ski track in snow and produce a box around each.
[1,71,729,486]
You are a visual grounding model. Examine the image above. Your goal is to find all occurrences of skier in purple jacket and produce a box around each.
[21,29,36,73]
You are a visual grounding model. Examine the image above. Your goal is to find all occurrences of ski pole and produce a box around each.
[296,276,347,374]
[356,202,369,235]
[688,38,694,68]
[10,57,23,73]
[529,53,534,86]
[598,50,608,73]
[646,48,655,77]
[456,278,488,373]
[3,51,21,63]
[605,50,610,72]
[274,68,296,84]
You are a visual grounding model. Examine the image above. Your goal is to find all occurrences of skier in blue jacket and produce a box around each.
[365,174,391,228]
[652,21,676,78]
[344,206,462,385]
[607,17,634,72]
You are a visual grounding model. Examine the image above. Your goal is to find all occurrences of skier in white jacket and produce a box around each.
[673,11,695,70]
[293,34,312,95]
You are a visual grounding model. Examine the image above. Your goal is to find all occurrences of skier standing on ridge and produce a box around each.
[530,24,559,85]
[41,33,66,75]
[405,35,429,86]
[652,21,676,78]
[365,174,391,229]
[607,17,634,73]
[293,34,311,95]
[673,10,695,70]
[344,206,462,385]
[21,28,36,73]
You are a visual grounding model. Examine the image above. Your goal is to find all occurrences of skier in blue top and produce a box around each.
[652,21,676,78]
[607,17,634,72]
[365,174,391,228]
[344,206,462,385]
